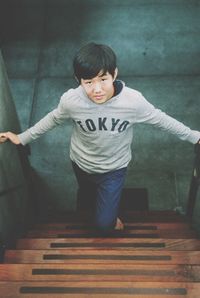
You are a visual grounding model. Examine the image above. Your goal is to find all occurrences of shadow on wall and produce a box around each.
[0,51,36,252]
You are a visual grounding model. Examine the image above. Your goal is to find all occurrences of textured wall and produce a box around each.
[1,0,200,215]
[0,51,33,248]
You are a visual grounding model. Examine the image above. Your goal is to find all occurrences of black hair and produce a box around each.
[73,42,117,83]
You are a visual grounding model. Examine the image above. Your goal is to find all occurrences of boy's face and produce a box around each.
[80,69,118,104]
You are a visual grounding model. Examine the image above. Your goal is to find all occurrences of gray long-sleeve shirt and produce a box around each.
[18,81,200,173]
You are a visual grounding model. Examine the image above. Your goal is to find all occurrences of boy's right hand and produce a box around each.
[0,132,21,145]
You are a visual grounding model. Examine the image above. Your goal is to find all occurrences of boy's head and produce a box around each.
[73,43,118,104]
[73,42,117,83]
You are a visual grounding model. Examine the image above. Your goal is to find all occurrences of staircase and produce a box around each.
[0,210,200,297]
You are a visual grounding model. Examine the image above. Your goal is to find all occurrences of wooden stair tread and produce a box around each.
[39,210,188,223]
[26,229,197,239]
[0,281,200,297]
[16,238,200,250]
[1,209,199,296]
[4,249,200,265]
[0,263,200,282]
[33,222,193,230]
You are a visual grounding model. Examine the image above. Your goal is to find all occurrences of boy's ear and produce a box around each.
[113,68,118,81]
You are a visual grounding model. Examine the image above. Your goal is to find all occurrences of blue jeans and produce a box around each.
[72,162,127,233]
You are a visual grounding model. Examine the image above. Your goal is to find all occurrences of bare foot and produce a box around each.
[115,217,124,230]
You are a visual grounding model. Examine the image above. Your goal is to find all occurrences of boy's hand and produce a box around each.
[0,132,21,145]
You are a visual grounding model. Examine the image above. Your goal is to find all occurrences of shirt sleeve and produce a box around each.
[18,93,70,145]
[135,94,200,144]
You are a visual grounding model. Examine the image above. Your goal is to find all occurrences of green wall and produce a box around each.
[0,51,33,249]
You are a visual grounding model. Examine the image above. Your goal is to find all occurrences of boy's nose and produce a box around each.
[93,83,102,93]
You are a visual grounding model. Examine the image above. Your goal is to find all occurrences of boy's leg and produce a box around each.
[72,162,97,216]
[72,162,127,232]
[94,167,127,233]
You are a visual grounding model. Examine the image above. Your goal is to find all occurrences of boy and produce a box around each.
[1,42,200,233]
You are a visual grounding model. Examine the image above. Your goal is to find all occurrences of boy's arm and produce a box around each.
[17,110,62,145]
[0,109,63,146]
[1,93,71,146]
[135,95,200,144]
[18,92,71,145]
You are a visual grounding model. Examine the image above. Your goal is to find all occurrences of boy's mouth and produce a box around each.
[94,94,105,100]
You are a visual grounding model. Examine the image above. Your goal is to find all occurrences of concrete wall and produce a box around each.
[1,0,200,217]
[0,51,33,249]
